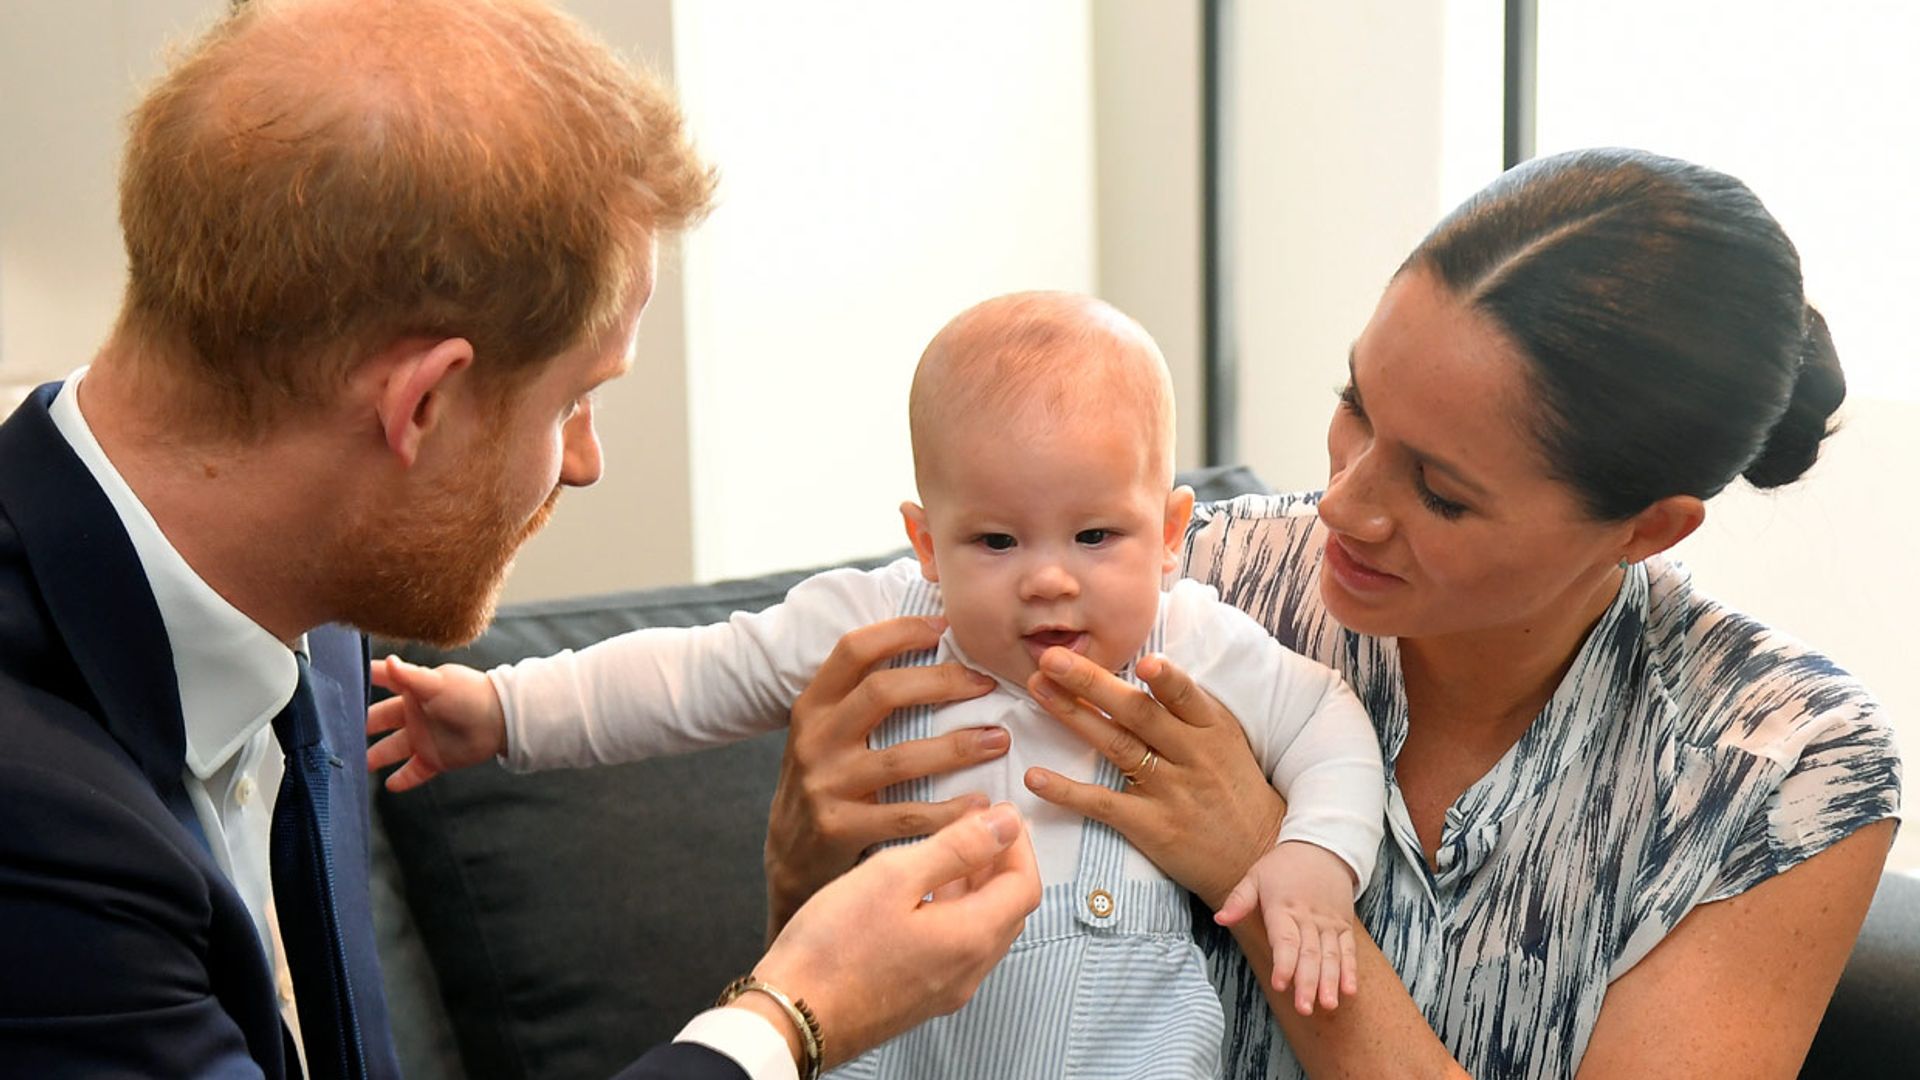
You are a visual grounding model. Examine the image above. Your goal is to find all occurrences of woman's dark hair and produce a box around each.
[1408,147,1844,520]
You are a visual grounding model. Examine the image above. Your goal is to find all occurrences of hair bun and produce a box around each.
[1743,306,1846,489]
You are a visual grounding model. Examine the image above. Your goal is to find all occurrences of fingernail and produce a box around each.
[923,616,948,632]
[1029,678,1054,702]
[980,804,1019,846]
[1040,650,1071,675]
[963,794,991,812]
[977,727,1010,751]
[969,669,996,687]
[1025,769,1049,792]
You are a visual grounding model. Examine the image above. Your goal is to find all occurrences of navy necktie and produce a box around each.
[271,654,367,1080]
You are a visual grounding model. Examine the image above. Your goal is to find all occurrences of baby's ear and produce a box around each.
[1162,485,1196,573]
[900,502,940,582]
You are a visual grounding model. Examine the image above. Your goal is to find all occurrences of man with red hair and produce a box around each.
[0,2,1038,1077]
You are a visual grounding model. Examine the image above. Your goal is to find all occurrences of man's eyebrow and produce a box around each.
[1345,344,1490,500]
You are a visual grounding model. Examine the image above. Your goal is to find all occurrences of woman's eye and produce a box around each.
[1415,470,1468,520]
[977,533,1016,551]
[1075,529,1111,546]
[1336,382,1366,419]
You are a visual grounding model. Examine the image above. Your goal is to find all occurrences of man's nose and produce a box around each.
[559,401,604,488]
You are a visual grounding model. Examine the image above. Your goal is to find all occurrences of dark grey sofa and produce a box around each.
[366,465,1916,1079]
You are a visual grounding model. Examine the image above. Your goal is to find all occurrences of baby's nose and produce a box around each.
[1020,561,1079,600]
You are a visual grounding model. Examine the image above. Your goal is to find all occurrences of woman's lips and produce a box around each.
[1022,629,1088,661]
[1324,535,1405,594]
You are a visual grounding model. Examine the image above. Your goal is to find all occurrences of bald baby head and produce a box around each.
[908,292,1177,494]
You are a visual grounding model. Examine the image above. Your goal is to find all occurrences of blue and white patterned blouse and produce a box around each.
[1180,493,1902,1080]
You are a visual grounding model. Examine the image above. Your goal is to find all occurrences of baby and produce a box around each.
[369,292,1385,1077]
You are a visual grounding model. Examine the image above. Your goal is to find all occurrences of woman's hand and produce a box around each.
[764,615,1007,938]
[1021,647,1286,908]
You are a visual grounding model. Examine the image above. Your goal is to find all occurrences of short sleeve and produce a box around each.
[1703,701,1902,903]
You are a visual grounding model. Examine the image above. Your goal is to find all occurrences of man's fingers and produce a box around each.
[801,616,950,711]
[852,794,993,844]
[366,729,414,772]
[894,804,1026,899]
[850,727,1010,795]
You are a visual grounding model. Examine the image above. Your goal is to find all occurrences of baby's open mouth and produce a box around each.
[1022,628,1088,658]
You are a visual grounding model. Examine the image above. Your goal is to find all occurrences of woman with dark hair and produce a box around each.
[763,148,1900,1077]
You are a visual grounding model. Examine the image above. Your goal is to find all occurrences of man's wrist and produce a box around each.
[725,993,803,1066]
[716,975,825,1079]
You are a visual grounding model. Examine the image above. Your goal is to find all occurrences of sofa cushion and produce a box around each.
[373,465,1275,1079]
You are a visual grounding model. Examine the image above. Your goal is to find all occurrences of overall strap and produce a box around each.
[1061,609,1188,934]
[870,574,943,810]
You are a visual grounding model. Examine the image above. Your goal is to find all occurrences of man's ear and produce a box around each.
[900,501,939,582]
[1162,484,1196,574]
[1619,494,1706,566]
[375,337,476,468]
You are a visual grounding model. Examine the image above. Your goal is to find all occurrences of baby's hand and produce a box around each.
[1214,840,1359,1016]
[365,656,507,792]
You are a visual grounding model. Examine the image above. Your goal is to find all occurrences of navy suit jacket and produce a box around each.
[0,386,745,1079]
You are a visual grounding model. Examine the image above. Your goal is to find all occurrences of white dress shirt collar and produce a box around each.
[49,368,302,779]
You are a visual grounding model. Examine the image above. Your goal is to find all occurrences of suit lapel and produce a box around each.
[0,385,204,841]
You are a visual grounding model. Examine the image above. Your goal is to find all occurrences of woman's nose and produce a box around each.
[1319,451,1392,544]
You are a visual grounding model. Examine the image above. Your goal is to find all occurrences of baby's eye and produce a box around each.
[1075,529,1111,546]
[976,533,1016,551]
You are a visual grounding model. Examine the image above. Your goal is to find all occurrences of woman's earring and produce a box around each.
[1617,558,1631,570]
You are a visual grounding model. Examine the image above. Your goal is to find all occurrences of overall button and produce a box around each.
[1086,889,1115,918]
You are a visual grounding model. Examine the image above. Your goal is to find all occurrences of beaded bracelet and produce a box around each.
[716,974,825,1080]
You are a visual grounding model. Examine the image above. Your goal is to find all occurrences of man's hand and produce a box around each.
[748,804,1041,1068]
[1215,840,1359,1016]
[365,656,508,791]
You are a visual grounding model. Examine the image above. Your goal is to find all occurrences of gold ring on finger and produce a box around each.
[1124,748,1159,786]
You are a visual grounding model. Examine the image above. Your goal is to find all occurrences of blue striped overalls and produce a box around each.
[830,576,1225,1079]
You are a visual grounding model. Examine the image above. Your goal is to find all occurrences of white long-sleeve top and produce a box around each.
[493,557,1384,890]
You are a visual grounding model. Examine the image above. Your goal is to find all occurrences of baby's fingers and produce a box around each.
[367,696,407,736]
[1316,927,1343,1011]
[366,729,414,772]
[1339,925,1359,998]
[1267,911,1301,993]
[1213,874,1259,927]
[1291,930,1323,1016]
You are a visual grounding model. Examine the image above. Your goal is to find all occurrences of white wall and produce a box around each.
[669,0,1098,581]
[1227,0,1452,490]
[0,0,213,383]
[1092,0,1205,473]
